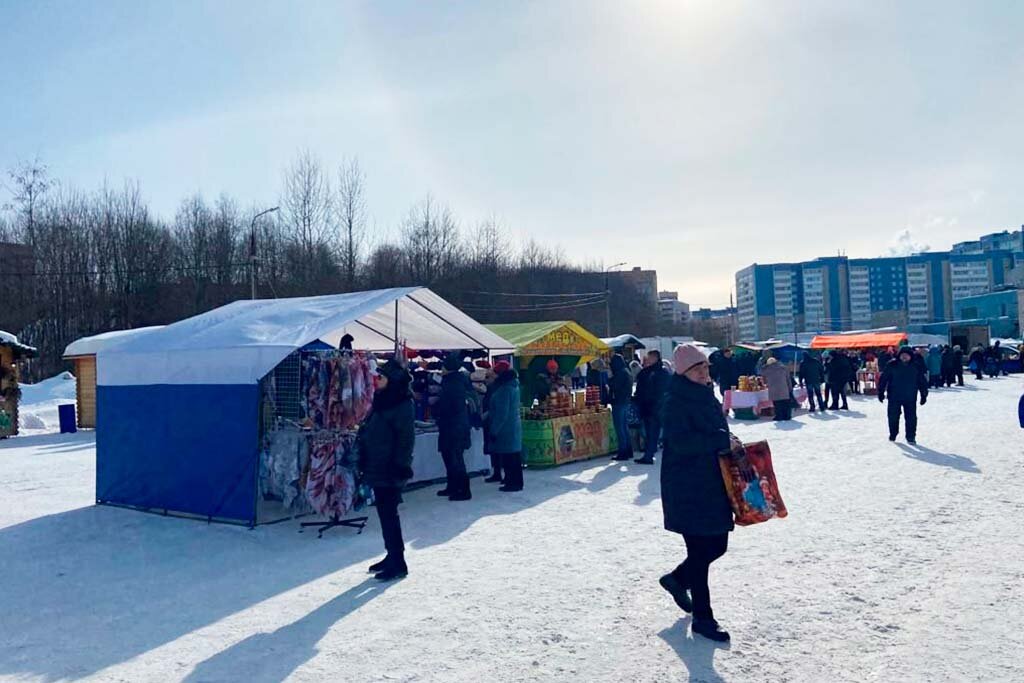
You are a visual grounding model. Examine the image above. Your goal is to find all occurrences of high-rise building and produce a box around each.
[734,228,1023,340]
[657,291,690,325]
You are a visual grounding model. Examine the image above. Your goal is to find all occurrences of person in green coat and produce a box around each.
[487,360,524,492]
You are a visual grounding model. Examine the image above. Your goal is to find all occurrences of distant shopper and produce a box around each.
[657,344,735,643]
[761,357,794,421]
[953,345,965,386]
[710,348,739,399]
[359,359,416,581]
[798,352,825,413]
[436,352,473,501]
[879,346,929,444]
[482,367,502,484]
[826,350,852,410]
[926,345,943,389]
[608,354,635,461]
[629,359,642,382]
[969,344,985,380]
[634,350,670,464]
[488,360,524,492]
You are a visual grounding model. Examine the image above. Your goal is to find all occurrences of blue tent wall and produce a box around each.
[96,384,259,524]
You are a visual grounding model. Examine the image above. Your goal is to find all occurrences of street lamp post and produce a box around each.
[604,262,627,337]
[250,206,279,299]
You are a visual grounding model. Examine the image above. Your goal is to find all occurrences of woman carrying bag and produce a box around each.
[657,344,736,643]
[359,359,416,582]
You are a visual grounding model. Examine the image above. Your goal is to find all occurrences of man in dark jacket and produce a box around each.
[710,348,738,399]
[953,345,965,386]
[359,359,416,581]
[878,346,929,444]
[826,350,852,410]
[608,354,635,461]
[633,350,670,464]
[436,352,473,501]
[798,353,825,412]
[941,346,956,388]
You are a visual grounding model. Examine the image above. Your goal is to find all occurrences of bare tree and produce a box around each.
[400,195,463,285]
[336,157,366,290]
[5,157,51,247]
[281,151,334,290]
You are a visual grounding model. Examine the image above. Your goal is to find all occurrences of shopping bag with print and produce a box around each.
[718,440,788,526]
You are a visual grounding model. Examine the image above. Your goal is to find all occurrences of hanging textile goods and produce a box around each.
[300,351,374,430]
[260,428,311,513]
[300,429,372,538]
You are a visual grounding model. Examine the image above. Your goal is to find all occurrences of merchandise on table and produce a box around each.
[737,375,766,392]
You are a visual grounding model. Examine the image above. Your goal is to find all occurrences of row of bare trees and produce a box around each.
[1,153,657,379]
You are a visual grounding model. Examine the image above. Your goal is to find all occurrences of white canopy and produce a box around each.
[63,326,165,358]
[99,287,514,386]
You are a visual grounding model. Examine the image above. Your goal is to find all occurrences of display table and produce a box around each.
[522,410,617,467]
[724,388,808,419]
[409,429,489,485]
[858,370,880,395]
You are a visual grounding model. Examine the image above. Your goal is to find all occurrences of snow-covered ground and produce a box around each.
[16,372,77,434]
[1,377,1022,682]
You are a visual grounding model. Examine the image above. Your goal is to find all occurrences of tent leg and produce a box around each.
[300,516,369,539]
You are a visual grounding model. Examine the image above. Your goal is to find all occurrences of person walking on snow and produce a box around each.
[657,344,736,643]
[798,352,825,413]
[826,349,852,410]
[878,346,930,444]
[359,359,416,581]
[634,349,670,464]
[969,344,985,380]
[608,354,635,461]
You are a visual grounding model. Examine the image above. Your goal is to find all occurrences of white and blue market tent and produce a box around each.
[96,287,514,525]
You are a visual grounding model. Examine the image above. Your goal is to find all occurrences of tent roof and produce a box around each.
[0,330,38,359]
[810,332,907,349]
[63,326,165,358]
[600,334,646,349]
[486,321,608,358]
[99,287,514,386]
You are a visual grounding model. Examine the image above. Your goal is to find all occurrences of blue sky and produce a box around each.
[3,1,1023,306]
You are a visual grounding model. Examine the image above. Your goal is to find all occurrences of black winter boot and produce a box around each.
[368,556,390,573]
[692,619,730,642]
[485,453,503,483]
[659,574,693,613]
[375,559,409,581]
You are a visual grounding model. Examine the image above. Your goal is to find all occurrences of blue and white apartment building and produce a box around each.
[735,229,1023,341]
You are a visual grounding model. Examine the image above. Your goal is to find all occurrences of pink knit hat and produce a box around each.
[673,344,708,374]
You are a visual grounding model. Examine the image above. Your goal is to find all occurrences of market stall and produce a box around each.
[486,321,616,467]
[63,326,163,428]
[0,331,38,438]
[811,333,908,396]
[722,375,808,420]
[96,287,514,527]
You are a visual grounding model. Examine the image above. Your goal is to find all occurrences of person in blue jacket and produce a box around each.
[487,360,524,492]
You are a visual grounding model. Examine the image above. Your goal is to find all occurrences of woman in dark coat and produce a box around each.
[657,344,735,643]
[359,359,416,581]
[436,352,473,501]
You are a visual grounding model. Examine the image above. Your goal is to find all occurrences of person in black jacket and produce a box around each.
[359,359,416,581]
[798,352,825,412]
[941,346,956,388]
[878,346,929,444]
[608,354,635,461]
[436,352,473,501]
[657,344,735,643]
[633,350,670,464]
[826,350,851,410]
[710,348,738,399]
[953,345,965,386]
[481,367,502,484]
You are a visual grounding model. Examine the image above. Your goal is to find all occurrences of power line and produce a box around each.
[0,262,253,278]
[456,295,608,312]
[460,290,607,298]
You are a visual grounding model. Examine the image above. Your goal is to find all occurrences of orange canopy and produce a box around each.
[810,333,907,350]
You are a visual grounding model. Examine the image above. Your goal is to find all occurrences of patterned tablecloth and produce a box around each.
[724,388,808,416]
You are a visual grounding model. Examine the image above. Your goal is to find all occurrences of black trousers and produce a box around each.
[887,398,918,441]
[828,383,848,409]
[806,383,824,411]
[442,448,469,495]
[671,533,729,621]
[772,399,792,420]
[488,452,503,480]
[372,486,405,564]
[497,452,524,490]
[956,368,964,386]
[643,414,661,460]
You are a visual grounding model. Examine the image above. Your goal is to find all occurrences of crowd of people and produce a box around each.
[358,337,1012,641]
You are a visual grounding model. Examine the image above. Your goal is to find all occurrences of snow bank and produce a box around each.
[16,371,77,434]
